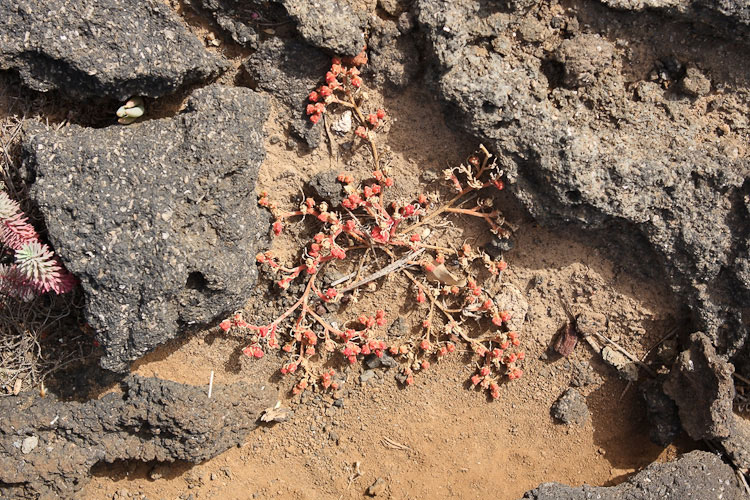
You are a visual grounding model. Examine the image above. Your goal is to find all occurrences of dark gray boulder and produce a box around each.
[26,84,271,372]
[0,375,276,499]
[0,0,228,100]
[281,0,366,56]
[520,450,743,499]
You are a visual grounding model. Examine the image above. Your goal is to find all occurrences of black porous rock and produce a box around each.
[640,379,681,446]
[26,84,271,372]
[307,170,348,207]
[483,235,514,260]
[0,375,276,499]
[366,17,421,90]
[186,0,267,49]
[244,38,330,149]
[663,332,735,440]
[550,388,589,425]
[597,0,750,42]
[245,38,330,108]
[280,0,366,56]
[519,450,743,499]
[0,0,228,100]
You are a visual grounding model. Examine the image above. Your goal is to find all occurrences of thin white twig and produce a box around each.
[208,370,214,399]
[339,248,424,294]
[592,331,656,376]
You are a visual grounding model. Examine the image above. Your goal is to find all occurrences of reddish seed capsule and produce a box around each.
[219,319,231,332]
[497,260,508,271]
[416,290,426,303]
[376,108,386,119]
[421,360,430,370]
[319,86,332,97]
[471,374,481,386]
[479,366,490,376]
[310,113,321,124]
[308,91,319,102]
[420,339,430,351]
[355,126,367,139]
[446,342,456,353]
[500,310,512,322]
[517,352,525,360]
[384,178,394,187]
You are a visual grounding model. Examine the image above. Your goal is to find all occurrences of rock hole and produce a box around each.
[482,101,499,114]
[566,189,582,203]
[185,271,208,291]
[540,59,565,90]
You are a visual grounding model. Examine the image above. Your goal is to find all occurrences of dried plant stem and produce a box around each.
[340,248,424,294]
[346,93,379,168]
[591,331,656,376]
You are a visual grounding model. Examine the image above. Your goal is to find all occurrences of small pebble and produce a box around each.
[367,477,387,496]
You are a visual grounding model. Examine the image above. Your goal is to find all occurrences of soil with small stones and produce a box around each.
[81,90,692,499]
[2,0,749,498]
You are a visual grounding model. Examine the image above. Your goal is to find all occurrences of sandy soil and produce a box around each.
[0,1,712,498]
[81,85,694,499]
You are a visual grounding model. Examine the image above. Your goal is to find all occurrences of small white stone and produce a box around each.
[21,436,38,454]
[331,111,352,135]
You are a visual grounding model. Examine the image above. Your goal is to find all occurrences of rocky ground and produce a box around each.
[1,0,749,498]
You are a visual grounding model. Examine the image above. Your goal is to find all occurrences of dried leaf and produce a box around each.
[425,262,467,287]
[260,401,292,423]
[553,322,578,356]
[13,378,22,395]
